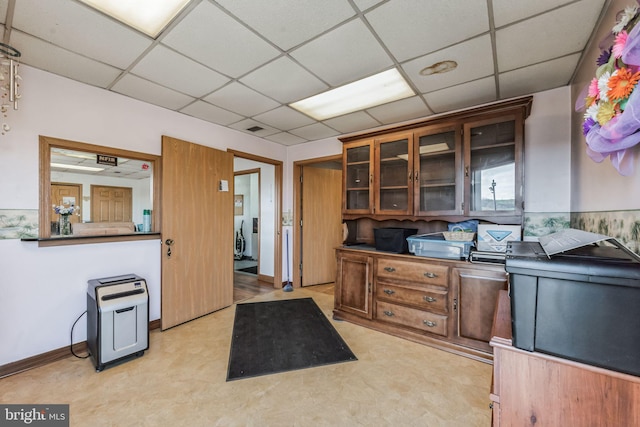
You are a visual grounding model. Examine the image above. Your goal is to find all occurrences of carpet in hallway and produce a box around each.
[227,297,356,381]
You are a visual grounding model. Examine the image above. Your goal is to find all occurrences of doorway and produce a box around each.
[293,155,343,288]
[229,150,283,291]
[234,169,260,276]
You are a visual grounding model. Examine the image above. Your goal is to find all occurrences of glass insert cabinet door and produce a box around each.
[414,125,461,215]
[344,141,373,213]
[375,133,412,215]
[464,115,523,216]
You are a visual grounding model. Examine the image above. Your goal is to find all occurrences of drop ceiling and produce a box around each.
[2,0,608,146]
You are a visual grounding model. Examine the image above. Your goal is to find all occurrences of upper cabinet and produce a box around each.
[340,97,532,224]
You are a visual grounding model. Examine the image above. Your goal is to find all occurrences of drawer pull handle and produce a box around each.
[383,289,395,295]
[423,320,437,327]
[424,272,438,278]
[423,296,437,303]
[384,267,396,273]
[383,310,395,317]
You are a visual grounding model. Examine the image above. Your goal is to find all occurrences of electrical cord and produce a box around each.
[71,310,90,359]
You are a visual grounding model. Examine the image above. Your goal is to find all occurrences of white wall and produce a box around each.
[524,87,572,213]
[570,0,640,212]
[0,66,285,366]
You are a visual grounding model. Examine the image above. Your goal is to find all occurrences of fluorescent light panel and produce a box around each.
[51,163,104,172]
[79,0,190,38]
[290,69,415,121]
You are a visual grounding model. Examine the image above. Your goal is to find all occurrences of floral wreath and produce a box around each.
[576,3,640,176]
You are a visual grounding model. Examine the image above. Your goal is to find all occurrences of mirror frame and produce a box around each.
[39,135,161,246]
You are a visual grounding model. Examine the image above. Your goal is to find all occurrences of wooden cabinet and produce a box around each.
[451,267,508,353]
[335,250,373,319]
[334,248,507,362]
[490,291,640,426]
[340,96,531,223]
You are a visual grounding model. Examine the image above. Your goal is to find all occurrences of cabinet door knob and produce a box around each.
[384,267,396,272]
[423,320,437,327]
[383,310,394,317]
[383,289,395,295]
[424,272,438,278]
[423,296,437,303]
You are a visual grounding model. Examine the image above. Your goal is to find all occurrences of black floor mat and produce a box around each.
[227,298,357,381]
[236,266,257,274]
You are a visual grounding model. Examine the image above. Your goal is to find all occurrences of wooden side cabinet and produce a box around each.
[490,291,640,426]
[335,249,373,319]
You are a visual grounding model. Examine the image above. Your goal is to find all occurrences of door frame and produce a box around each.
[228,149,283,289]
[234,168,261,273]
[293,154,342,288]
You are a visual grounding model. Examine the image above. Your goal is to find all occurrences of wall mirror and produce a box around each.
[39,135,160,243]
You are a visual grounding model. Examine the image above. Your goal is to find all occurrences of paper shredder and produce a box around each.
[87,274,149,371]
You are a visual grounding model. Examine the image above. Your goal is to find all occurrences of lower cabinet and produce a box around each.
[335,250,373,319]
[334,248,507,362]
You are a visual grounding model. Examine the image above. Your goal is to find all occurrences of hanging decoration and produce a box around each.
[0,42,21,136]
[576,3,640,176]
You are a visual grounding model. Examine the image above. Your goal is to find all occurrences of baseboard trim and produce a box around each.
[0,319,162,379]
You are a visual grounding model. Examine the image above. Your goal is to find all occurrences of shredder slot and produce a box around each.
[102,289,145,300]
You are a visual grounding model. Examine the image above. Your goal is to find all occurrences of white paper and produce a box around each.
[219,180,229,192]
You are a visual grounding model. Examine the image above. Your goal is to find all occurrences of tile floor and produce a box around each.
[0,285,492,426]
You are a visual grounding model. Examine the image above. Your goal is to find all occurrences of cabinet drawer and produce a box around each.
[376,258,449,287]
[376,283,448,313]
[376,301,448,337]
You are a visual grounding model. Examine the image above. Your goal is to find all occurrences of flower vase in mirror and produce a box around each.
[53,204,78,236]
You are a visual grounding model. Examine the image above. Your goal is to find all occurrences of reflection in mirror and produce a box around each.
[40,136,160,240]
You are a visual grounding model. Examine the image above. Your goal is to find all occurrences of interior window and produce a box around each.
[39,136,160,242]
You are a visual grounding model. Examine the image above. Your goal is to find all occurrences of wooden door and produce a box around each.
[161,136,234,330]
[301,166,342,286]
[90,185,132,222]
[51,183,82,225]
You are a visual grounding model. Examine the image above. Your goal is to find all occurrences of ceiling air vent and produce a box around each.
[246,126,264,132]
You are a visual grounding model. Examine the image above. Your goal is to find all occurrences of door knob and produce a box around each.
[165,239,174,257]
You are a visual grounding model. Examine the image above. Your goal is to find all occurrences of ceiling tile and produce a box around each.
[161,1,280,78]
[180,100,244,126]
[265,132,308,146]
[403,35,494,94]
[366,0,490,62]
[289,122,339,140]
[496,0,604,72]
[424,77,497,113]
[240,57,328,103]
[203,82,280,117]
[229,119,280,138]
[492,0,574,27]
[499,53,581,98]
[12,0,152,69]
[216,0,355,51]
[131,45,229,98]
[324,111,381,133]
[290,19,393,86]
[366,96,432,125]
[353,0,385,12]
[11,31,122,88]
[253,106,315,131]
[111,74,194,110]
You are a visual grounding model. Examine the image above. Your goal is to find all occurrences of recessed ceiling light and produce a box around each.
[79,0,190,38]
[419,60,458,76]
[290,69,415,121]
[51,163,104,172]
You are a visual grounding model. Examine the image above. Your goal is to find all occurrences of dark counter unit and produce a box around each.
[505,238,640,377]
